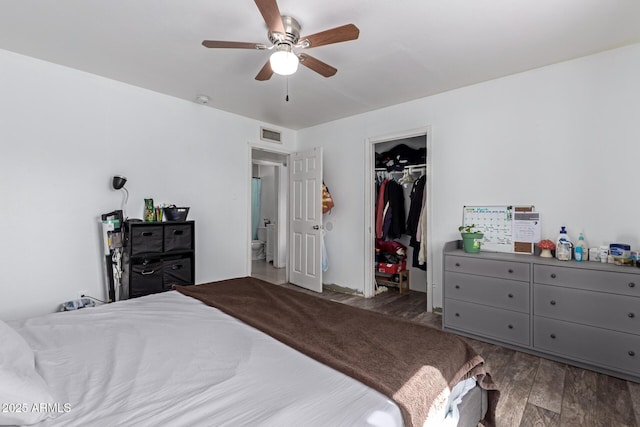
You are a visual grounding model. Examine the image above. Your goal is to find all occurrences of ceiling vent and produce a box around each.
[260,127,282,144]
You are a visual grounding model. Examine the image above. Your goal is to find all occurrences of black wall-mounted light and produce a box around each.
[112,175,127,190]
[112,175,129,219]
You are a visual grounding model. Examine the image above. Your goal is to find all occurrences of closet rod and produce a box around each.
[374,163,427,172]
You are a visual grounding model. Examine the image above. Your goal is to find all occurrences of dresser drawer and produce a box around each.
[445,255,530,282]
[534,264,640,297]
[534,284,640,335]
[444,299,530,346]
[445,271,529,313]
[534,316,640,376]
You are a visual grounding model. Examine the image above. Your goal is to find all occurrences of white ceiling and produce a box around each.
[2,1,639,130]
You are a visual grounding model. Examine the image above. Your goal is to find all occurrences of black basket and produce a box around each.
[164,207,189,221]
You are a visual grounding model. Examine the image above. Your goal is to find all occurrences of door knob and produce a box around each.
[312,225,320,230]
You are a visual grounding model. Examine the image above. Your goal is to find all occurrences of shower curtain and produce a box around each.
[251,178,261,240]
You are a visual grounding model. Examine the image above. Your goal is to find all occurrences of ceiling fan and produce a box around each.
[202,0,360,81]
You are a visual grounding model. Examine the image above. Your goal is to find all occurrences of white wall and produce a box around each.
[0,49,296,320]
[298,43,640,309]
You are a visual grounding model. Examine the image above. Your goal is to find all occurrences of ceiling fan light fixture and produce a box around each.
[270,45,299,76]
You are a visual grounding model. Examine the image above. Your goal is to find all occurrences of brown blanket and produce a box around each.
[176,277,498,426]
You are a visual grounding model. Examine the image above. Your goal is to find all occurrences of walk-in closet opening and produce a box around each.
[366,129,433,311]
[250,148,288,285]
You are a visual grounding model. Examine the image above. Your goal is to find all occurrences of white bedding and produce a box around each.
[7,290,474,427]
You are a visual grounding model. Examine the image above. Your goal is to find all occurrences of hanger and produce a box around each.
[399,169,415,185]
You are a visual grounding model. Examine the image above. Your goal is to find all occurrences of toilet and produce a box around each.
[251,227,267,260]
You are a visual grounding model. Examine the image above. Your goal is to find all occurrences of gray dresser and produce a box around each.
[442,241,640,382]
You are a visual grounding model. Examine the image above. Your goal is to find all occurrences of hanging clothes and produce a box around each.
[416,184,428,267]
[406,175,426,241]
[383,179,406,239]
[375,178,389,239]
[405,175,426,270]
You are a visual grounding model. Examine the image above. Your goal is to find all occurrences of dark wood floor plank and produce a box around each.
[377,292,428,319]
[528,358,567,413]
[595,373,637,426]
[559,364,598,427]
[519,402,561,427]
[629,381,640,427]
[494,351,539,427]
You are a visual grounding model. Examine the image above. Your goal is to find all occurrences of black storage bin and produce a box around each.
[130,225,163,255]
[164,224,193,252]
[130,262,163,297]
[162,258,192,289]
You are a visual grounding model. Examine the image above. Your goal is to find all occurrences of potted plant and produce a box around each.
[458,224,484,253]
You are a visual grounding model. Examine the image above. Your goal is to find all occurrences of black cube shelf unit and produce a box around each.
[122,220,195,299]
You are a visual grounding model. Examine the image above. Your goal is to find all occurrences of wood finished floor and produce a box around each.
[275,282,640,427]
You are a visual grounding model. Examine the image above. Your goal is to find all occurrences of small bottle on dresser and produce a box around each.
[574,233,587,262]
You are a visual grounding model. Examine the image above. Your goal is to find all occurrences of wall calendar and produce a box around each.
[462,205,534,253]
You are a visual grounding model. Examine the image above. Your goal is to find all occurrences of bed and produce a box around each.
[1,277,497,427]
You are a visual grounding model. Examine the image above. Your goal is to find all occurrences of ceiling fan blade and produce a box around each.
[255,60,274,81]
[298,53,337,78]
[254,0,285,35]
[300,24,360,48]
[202,40,266,49]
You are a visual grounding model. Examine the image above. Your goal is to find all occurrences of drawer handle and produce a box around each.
[629,351,636,357]
[455,262,460,267]
[629,313,635,318]
[630,282,636,288]
[455,313,460,317]
[550,334,556,339]
[141,232,153,237]
[507,324,513,329]
[455,285,460,289]
[550,300,556,306]
[508,269,514,273]
[173,230,184,235]
[508,293,514,298]
[550,273,557,279]
[141,270,156,275]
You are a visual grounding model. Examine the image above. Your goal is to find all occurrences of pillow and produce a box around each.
[0,320,58,426]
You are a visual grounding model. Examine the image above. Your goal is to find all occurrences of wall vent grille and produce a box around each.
[260,127,282,144]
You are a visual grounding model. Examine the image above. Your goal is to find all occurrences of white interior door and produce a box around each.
[289,147,323,292]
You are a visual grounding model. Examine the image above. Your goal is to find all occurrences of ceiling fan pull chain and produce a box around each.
[286,78,290,102]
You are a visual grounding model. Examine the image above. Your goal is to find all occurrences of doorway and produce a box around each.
[250,148,288,285]
[364,127,433,311]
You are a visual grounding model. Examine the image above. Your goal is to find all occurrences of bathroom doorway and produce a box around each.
[250,148,288,284]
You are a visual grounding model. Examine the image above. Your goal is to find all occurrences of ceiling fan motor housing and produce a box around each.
[269,15,301,47]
